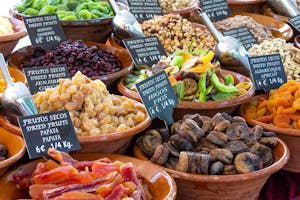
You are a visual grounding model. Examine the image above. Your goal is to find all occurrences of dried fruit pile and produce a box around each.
[137,113,277,175]
[11,149,152,200]
[21,40,122,77]
[244,80,300,129]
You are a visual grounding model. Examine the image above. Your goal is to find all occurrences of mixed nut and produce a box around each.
[0,17,14,36]
[248,38,300,81]
[214,15,273,43]
[158,0,196,11]
[141,14,216,54]
[137,113,277,175]
[0,143,8,162]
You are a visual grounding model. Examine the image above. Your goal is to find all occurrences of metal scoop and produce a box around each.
[0,53,37,124]
[267,0,300,17]
[109,0,144,41]
[198,12,251,76]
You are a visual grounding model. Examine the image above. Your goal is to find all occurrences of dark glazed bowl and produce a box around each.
[227,0,266,13]
[8,41,133,87]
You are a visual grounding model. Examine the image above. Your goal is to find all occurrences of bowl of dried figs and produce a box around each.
[134,112,290,200]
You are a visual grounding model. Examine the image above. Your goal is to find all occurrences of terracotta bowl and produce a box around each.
[227,0,266,13]
[294,34,300,49]
[0,153,177,199]
[239,94,300,172]
[0,16,27,59]
[0,103,151,154]
[0,127,26,176]
[8,41,133,87]
[118,69,255,120]
[134,138,289,200]
[262,4,289,23]
[162,0,199,18]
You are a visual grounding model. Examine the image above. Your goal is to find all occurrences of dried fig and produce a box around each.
[141,130,163,156]
[255,144,273,167]
[151,144,169,165]
[226,123,250,141]
[247,141,260,154]
[232,116,246,124]
[225,140,249,155]
[199,116,212,122]
[183,78,198,95]
[183,114,203,127]
[234,152,263,174]
[181,119,205,139]
[195,138,219,151]
[252,125,263,140]
[170,134,192,151]
[262,131,276,137]
[223,165,236,175]
[157,127,170,142]
[175,151,189,172]
[213,120,231,132]
[207,131,228,146]
[202,121,212,135]
[171,121,182,133]
[177,129,198,143]
[210,148,233,164]
[198,153,211,174]
[259,137,277,148]
[164,156,178,170]
[221,112,232,122]
[211,113,226,128]
[164,142,180,157]
[209,161,224,175]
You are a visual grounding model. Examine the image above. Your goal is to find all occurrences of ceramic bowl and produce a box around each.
[118,69,255,120]
[0,153,177,199]
[134,138,289,200]
[0,127,26,176]
[8,41,133,88]
[0,102,151,154]
[227,0,266,13]
[0,16,27,59]
[162,0,199,18]
[239,94,300,172]
[294,34,300,49]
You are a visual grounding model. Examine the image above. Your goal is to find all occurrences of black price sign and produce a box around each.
[123,36,167,67]
[24,64,70,94]
[18,110,80,159]
[249,54,287,91]
[136,71,179,125]
[24,14,66,50]
[289,15,300,32]
[199,0,231,21]
[222,26,258,50]
[127,0,162,21]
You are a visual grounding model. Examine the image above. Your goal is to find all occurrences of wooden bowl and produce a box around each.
[0,103,151,154]
[0,153,177,199]
[8,41,133,88]
[0,16,27,59]
[118,69,255,120]
[0,127,26,176]
[239,94,300,172]
[227,0,266,13]
[134,138,289,200]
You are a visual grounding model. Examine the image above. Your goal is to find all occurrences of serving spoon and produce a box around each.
[0,53,37,124]
[198,12,251,77]
[109,0,144,41]
[267,0,300,17]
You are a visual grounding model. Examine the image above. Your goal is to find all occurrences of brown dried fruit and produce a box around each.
[211,113,226,128]
[247,141,260,154]
[226,123,249,141]
[221,112,232,122]
[223,165,236,175]
[210,148,233,164]
[184,119,205,138]
[262,131,276,137]
[202,120,212,135]
[255,144,273,167]
[199,153,211,174]
[183,114,203,127]
[232,116,246,124]
[234,152,263,174]
[141,130,163,156]
[207,131,228,146]
[199,115,212,122]
[209,161,224,175]
[175,151,189,172]
[170,134,192,151]
[213,120,231,132]
[157,127,170,142]
[225,140,249,155]
[183,71,201,82]
[171,121,182,133]
[164,142,180,157]
[164,156,178,170]
[259,137,278,148]
[183,78,198,95]
[253,125,263,140]
[151,144,169,165]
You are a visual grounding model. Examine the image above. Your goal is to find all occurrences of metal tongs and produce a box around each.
[198,12,251,77]
[0,53,37,124]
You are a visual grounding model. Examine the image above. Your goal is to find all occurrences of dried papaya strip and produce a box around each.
[256,115,274,123]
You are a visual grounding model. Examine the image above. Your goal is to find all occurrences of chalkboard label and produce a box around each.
[127,0,162,21]
[289,15,300,32]
[249,54,287,91]
[222,26,258,50]
[24,14,66,50]
[199,0,231,21]
[123,36,167,67]
[18,110,80,159]
[24,64,70,94]
[136,71,179,125]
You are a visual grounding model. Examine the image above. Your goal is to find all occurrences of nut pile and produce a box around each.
[138,113,277,175]
[214,15,273,43]
[0,144,8,162]
[21,40,122,77]
[33,72,147,136]
[248,38,300,81]
[141,14,216,54]
[158,0,194,11]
